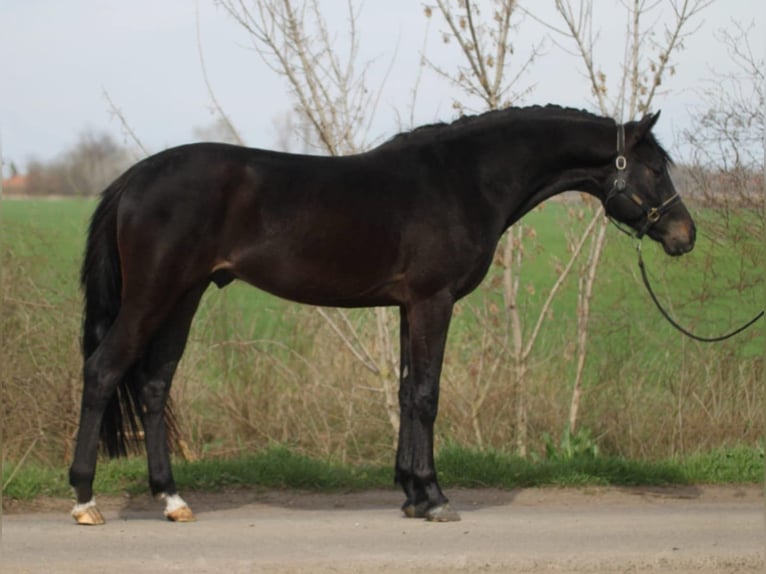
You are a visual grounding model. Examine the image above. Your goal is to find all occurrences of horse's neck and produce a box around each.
[481,118,616,230]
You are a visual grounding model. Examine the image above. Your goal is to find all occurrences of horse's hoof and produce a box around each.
[72,503,105,526]
[165,505,196,523]
[426,503,461,522]
[402,500,429,518]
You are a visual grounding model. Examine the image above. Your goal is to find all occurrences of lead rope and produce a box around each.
[635,242,763,342]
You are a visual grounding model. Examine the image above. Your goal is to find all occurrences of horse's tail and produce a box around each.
[81,169,144,458]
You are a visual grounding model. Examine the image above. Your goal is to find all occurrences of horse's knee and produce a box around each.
[141,377,170,414]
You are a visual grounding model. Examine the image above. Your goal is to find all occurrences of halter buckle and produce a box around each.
[615,155,627,170]
[647,207,661,223]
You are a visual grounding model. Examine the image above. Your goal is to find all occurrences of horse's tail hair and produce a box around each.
[81,169,170,458]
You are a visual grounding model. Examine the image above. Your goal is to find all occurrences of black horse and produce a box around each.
[69,105,695,525]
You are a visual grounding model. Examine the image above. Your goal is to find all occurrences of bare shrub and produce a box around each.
[172,294,394,464]
[0,246,82,466]
[1,230,760,468]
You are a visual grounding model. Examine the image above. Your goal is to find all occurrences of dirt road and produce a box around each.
[2,485,762,573]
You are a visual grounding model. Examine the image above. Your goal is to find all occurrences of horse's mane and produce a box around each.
[379,104,673,166]
[381,104,611,148]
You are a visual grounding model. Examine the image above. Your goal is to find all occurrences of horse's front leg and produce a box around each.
[396,292,460,522]
[395,306,417,512]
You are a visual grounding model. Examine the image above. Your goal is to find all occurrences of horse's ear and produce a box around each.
[630,111,661,145]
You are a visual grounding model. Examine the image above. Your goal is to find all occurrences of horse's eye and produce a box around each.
[646,164,663,178]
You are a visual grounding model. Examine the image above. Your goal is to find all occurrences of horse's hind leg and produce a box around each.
[137,282,208,522]
[69,275,198,525]
[69,304,171,525]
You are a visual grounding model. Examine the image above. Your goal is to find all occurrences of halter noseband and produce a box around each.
[605,122,680,239]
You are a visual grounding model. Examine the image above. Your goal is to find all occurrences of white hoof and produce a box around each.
[72,498,106,525]
[162,493,196,522]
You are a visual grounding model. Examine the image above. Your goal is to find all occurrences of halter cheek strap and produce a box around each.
[616,121,626,162]
[605,123,680,239]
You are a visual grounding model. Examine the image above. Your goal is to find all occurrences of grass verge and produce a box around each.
[2,444,762,503]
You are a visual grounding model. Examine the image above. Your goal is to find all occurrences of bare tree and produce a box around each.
[196,3,245,146]
[679,21,763,252]
[682,21,763,176]
[541,0,714,436]
[103,89,149,158]
[218,0,385,155]
[426,0,540,113]
[427,0,582,455]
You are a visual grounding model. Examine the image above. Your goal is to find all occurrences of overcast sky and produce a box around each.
[1,1,763,172]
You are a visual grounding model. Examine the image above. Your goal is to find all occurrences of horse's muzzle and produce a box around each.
[657,219,696,256]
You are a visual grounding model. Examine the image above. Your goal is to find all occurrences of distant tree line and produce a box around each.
[10,131,132,197]
[6,118,248,197]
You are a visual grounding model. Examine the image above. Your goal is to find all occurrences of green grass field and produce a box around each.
[2,197,760,347]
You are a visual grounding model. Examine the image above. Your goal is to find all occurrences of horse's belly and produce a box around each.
[230,250,405,308]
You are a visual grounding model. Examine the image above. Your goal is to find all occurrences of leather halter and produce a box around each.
[605,123,680,239]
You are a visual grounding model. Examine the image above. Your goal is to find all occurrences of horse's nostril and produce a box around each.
[660,219,696,256]
[672,220,696,249]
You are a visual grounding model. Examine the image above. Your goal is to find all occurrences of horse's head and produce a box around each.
[603,112,695,256]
